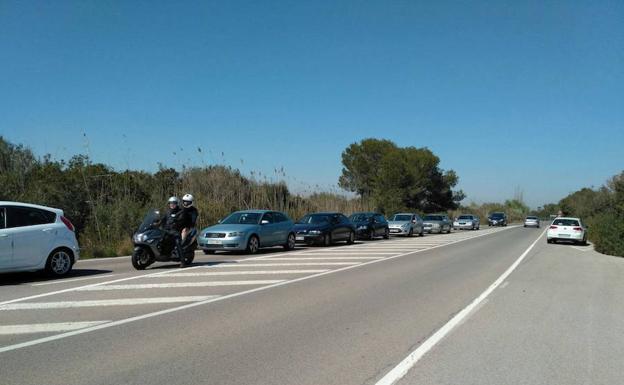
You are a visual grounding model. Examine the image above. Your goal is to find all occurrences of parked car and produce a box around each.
[488,212,507,226]
[349,212,389,240]
[388,213,424,237]
[547,217,588,245]
[524,216,540,228]
[294,212,355,246]
[453,214,480,230]
[0,201,79,277]
[198,210,295,254]
[423,214,452,234]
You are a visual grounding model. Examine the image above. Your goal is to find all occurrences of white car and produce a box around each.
[524,216,540,228]
[546,217,587,245]
[453,214,480,230]
[0,201,80,276]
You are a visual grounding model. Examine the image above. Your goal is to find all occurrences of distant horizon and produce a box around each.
[2,1,622,210]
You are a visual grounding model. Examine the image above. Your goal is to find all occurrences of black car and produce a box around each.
[294,212,355,246]
[488,212,507,226]
[349,212,390,240]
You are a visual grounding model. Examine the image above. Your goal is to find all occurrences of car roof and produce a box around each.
[0,201,63,215]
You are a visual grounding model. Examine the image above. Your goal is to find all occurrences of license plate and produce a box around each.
[296,236,304,241]
[558,234,570,238]
[207,240,222,245]
[390,229,400,233]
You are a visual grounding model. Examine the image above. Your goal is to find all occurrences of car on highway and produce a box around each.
[198,210,295,254]
[422,214,452,234]
[0,201,80,277]
[453,214,480,230]
[294,212,355,246]
[547,217,588,245]
[349,212,389,240]
[388,213,424,237]
[488,212,507,226]
[524,216,540,228]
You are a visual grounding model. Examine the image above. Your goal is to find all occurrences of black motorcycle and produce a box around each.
[131,209,197,270]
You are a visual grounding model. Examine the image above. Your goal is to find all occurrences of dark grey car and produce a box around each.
[422,214,452,234]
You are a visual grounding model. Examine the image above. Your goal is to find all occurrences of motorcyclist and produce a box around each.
[180,193,199,244]
[162,196,186,267]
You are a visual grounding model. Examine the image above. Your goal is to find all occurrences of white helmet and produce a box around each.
[168,196,179,205]
[182,194,194,207]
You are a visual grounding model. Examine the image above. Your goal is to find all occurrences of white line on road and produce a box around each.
[212,262,360,267]
[31,274,118,286]
[0,225,516,354]
[374,227,547,385]
[263,256,385,260]
[148,270,329,277]
[0,296,217,310]
[0,322,110,335]
[78,281,285,290]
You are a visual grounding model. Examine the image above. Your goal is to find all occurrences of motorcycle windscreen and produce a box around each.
[138,209,162,232]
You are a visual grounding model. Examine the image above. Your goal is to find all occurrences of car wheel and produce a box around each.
[203,249,215,255]
[347,231,355,244]
[323,233,332,247]
[246,235,259,254]
[284,233,296,250]
[368,229,375,240]
[447,226,452,234]
[383,228,390,239]
[407,228,413,237]
[45,248,74,277]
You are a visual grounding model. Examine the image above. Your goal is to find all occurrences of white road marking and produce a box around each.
[212,262,360,267]
[264,256,385,260]
[0,296,217,310]
[78,281,285,290]
[0,225,516,354]
[374,227,546,385]
[0,322,110,335]
[150,270,329,277]
[31,274,118,286]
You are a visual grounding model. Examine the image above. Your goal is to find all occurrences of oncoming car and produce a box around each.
[0,201,80,277]
[198,210,295,254]
[547,217,588,245]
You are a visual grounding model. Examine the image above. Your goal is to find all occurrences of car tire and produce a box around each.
[246,235,260,254]
[323,233,332,247]
[447,226,452,234]
[407,228,413,237]
[283,233,296,250]
[45,248,74,277]
[347,231,355,244]
[368,229,375,240]
[383,228,390,239]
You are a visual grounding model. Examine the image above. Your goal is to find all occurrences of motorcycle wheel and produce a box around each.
[132,248,153,270]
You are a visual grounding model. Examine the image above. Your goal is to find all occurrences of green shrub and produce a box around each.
[588,211,624,257]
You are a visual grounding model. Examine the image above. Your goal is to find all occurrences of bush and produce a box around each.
[588,211,624,257]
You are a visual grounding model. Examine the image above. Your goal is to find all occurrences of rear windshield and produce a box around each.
[526,216,538,220]
[423,215,443,221]
[392,214,412,221]
[552,219,580,226]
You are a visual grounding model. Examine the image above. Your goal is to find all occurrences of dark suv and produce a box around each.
[488,212,507,227]
[349,212,389,240]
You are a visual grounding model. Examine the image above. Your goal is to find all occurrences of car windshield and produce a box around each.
[424,215,443,221]
[350,214,371,222]
[221,212,261,225]
[297,214,330,224]
[392,214,412,221]
[526,216,538,220]
[458,215,472,220]
[552,219,580,226]
[490,213,505,218]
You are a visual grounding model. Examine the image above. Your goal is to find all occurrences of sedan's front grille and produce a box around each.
[204,232,226,238]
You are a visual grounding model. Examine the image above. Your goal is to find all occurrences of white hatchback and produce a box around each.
[0,201,80,276]
[546,217,588,245]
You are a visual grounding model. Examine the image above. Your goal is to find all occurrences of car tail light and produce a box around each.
[61,216,75,232]
[573,227,583,231]
[549,225,558,229]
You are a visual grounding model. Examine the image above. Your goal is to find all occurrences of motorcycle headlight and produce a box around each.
[228,231,246,237]
[133,233,147,243]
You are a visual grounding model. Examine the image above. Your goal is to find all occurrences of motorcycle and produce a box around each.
[131,209,197,270]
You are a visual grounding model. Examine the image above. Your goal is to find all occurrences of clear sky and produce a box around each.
[1,0,622,208]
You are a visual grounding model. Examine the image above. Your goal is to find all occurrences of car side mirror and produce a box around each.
[261,220,270,225]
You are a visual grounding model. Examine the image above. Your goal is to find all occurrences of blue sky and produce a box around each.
[1,0,622,208]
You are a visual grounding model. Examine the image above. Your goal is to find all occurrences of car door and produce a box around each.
[7,206,58,268]
[258,212,277,246]
[329,215,342,240]
[0,207,13,269]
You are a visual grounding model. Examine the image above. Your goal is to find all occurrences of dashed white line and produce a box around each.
[151,270,329,277]
[263,256,384,260]
[77,281,285,290]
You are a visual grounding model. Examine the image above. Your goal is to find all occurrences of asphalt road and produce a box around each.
[1,225,622,385]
